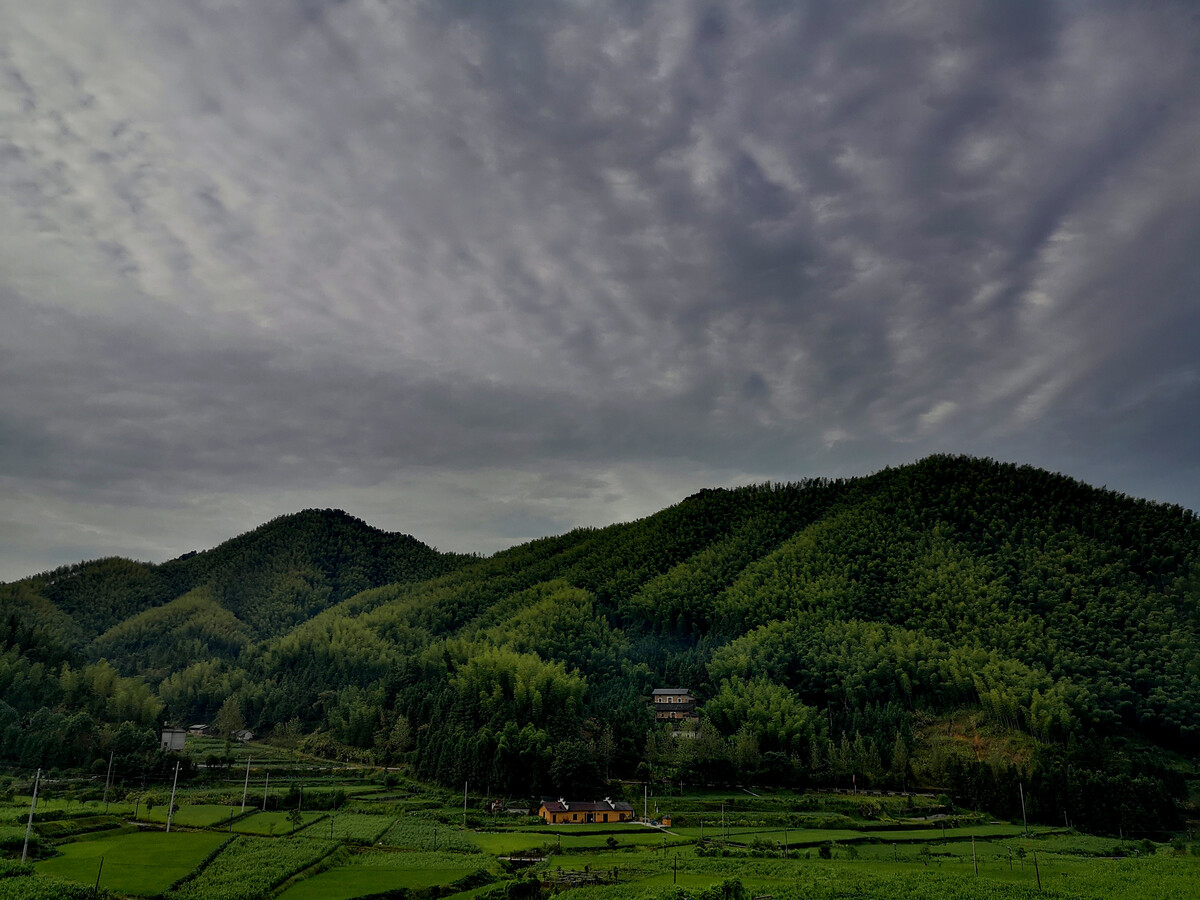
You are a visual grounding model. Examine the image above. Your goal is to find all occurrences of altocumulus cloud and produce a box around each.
[2,0,1199,578]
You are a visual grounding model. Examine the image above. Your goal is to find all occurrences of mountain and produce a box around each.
[0,509,470,668]
[1,456,1197,835]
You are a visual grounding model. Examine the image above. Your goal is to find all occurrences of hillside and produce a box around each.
[0,508,469,663]
[1,456,1197,836]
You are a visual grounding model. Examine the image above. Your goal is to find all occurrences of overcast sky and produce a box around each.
[3,1,1200,581]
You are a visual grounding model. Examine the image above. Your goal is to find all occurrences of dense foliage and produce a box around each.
[2,457,1197,835]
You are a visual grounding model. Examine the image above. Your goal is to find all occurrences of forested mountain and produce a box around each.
[2,508,469,654]
[2,457,1198,835]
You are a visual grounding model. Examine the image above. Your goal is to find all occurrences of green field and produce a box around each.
[467,825,690,856]
[34,831,229,896]
[378,818,480,853]
[9,761,1194,900]
[143,803,246,829]
[231,810,325,835]
[277,850,482,900]
[296,812,393,843]
[0,797,137,822]
[167,835,337,900]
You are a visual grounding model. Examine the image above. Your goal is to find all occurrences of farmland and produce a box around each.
[2,741,1195,900]
[34,831,229,895]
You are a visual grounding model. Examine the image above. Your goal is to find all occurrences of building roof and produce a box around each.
[540,798,635,814]
[652,688,692,696]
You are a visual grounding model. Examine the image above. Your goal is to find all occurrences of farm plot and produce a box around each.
[35,831,229,896]
[143,803,244,828]
[378,818,480,853]
[231,810,325,835]
[0,825,40,857]
[296,812,393,843]
[468,831,554,855]
[0,874,98,900]
[672,826,864,845]
[277,850,486,900]
[0,798,136,822]
[166,835,336,900]
[559,830,691,851]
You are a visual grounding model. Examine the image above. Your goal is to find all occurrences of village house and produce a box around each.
[159,727,187,752]
[651,687,698,724]
[538,797,635,825]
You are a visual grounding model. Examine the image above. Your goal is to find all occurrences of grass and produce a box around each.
[142,803,245,828]
[469,827,689,855]
[231,810,325,835]
[468,831,553,855]
[0,797,136,822]
[166,836,337,900]
[277,851,482,900]
[296,812,393,843]
[33,831,229,896]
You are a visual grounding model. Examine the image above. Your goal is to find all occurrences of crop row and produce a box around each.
[378,818,480,853]
[167,836,337,900]
[297,812,392,843]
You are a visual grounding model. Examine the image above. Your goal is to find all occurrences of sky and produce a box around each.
[3,0,1200,581]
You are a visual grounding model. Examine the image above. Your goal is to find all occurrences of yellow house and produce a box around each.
[539,798,635,824]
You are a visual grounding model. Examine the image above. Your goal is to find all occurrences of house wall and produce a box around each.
[538,805,633,824]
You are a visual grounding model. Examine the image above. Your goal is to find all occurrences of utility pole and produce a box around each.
[674,853,678,884]
[103,752,114,813]
[241,759,251,812]
[1019,783,1028,836]
[94,857,105,896]
[166,762,180,833]
[784,829,789,859]
[1033,850,1041,890]
[644,784,648,823]
[262,772,270,811]
[721,801,726,842]
[21,768,40,863]
[972,836,977,875]
[464,781,468,828]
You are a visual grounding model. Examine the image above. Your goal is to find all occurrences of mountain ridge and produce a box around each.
[1,455,1197,836]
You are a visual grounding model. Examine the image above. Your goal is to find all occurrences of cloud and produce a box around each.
[2,0,1199,578]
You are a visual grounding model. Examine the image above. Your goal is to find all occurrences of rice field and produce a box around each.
[276,850,485,900]
[34,831,229,896]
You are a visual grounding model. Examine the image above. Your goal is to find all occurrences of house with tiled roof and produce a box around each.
[651,687,698,724]
[538,797,635,825]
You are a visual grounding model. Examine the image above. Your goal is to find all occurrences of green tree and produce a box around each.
[214,696,244,739]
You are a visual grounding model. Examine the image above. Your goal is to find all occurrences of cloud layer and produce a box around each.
[3,1,1200,578]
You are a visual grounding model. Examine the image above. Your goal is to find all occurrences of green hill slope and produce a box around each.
[0,508,470,653]
[2,456,1197,835]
